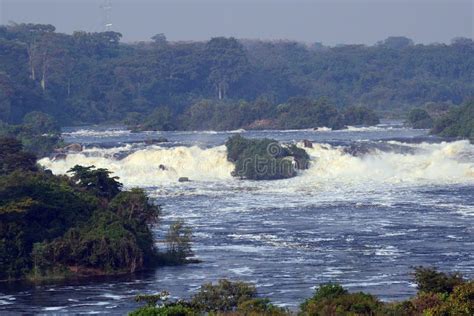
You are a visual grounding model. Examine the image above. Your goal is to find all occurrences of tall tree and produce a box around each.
[205,37,249,100]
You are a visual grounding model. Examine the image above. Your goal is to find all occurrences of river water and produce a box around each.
[1,123,473,314]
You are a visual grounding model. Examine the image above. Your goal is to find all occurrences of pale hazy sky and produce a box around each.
[0,0,473,45]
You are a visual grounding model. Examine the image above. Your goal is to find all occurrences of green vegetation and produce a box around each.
[127,107,177,132]
[0,137,194,281]
[431,101,474,142]
[162,220,195,265]
[225,135,309,180]
[1,23,472,129]
[300,283,382,315]
[412,266,464,294]
[276,97,345,130]
[0,111,62,157]
[342,106,380,126]
[130,268,473,316]
[407,108,434,129]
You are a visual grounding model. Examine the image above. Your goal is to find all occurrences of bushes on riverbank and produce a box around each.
[431,101,473,142]
[0,137,194,281]
[130,268,473,315]
[407,108,434,129]
[159,98,380,131]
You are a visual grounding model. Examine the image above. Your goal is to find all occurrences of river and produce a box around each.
[1,123,473,314]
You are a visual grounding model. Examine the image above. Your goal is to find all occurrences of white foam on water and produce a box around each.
[38,140,473,194]
[228,266,253,275]
[63,129,131,137]
[299,140,474,186]
[101,293,124,300]
[43,306,67,311]
[39,145,234,186]
[374,245,403,257]
[343,125,406,132]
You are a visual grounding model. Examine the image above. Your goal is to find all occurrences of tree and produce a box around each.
[165,220,193,264]
[151,33,167,46]
[22,111,60,135]
[427,281,474,316]
[431,101,474,142]
[68,165,122,199]
[5,23,56,81]
[205,37,249,99]
[108,188,160,224]
[0,137,37,175]
[191,279,257,312]
[407,108,433,129]
[130,106,176,131]
[413,266,465,294]
[378,36,414,49]
[0,73,13,122]
[300,283,382,316]
[343,106,380,126]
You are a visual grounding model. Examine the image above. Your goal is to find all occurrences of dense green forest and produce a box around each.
[405,100,473,142]
[0,137,194,281]
[129,267,473,315]
[1,23,473,129]
[431,101,474,142]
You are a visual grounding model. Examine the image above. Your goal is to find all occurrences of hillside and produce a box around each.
[0,24,473,128]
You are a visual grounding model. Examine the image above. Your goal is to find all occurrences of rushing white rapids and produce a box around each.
[38,140,474,187]
[300,140,474,185]
[6,126,474,315]
[39,145,235,186]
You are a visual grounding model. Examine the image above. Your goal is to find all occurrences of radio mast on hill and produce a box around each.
[100,0,113,31]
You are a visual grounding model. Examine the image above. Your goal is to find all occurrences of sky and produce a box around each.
[0,0,472,45]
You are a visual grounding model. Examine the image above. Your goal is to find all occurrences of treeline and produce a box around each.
[407,100,473,142]
[0,23,473,127]
[0,137,194,281]
[130,98,380,131]
[129,267,473,315]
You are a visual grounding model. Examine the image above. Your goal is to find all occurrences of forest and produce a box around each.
[0,136,194,281]
[0,23,473,130]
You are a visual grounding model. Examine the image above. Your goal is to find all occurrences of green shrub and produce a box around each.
[343,106,380,126]
[413,266,464,294]
[225,135,309,180]
[277,97,345,130]
[22,111,60,135]
[411,292,444,314]
[129,304,197,316]
[129,107,176,132]
[68,165,123,199]
[426,281,474,316]
[190,279,257,312]
[300,283,382,316]
[432,101,474,142]
[383,300,416,316]
[237,298,289,315]
[0,137,37,175]
[162,220,194,265]
[407,108,433,129]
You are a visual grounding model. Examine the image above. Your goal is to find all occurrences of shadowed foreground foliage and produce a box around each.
[0,111,62,157]
[130,268,473,316]
[0,137,194,281]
